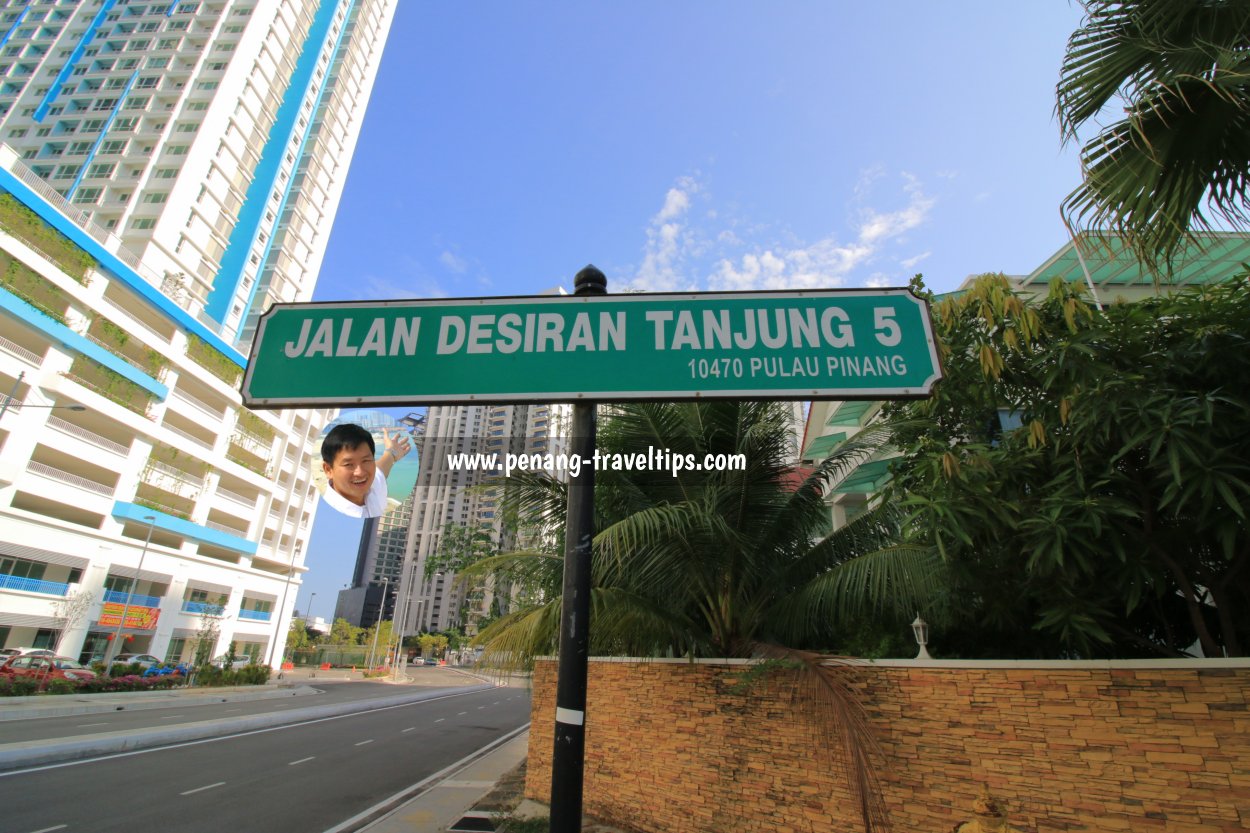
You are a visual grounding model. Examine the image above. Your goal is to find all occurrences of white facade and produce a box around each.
[0,0,396,666]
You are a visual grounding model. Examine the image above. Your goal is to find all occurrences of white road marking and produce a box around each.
[180,781,225,796]
[0,685,499,777]
[435,718,445,723]
[224,708,241,713]
[457,711,467,716]
[355,739,374,746]
[29,825,68,833]
[160,715,185,720]
[402,727,417,733]
[76,722,109,727]
[288,756,316,766]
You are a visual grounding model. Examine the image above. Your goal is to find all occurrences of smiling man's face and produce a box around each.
[323,442,376,506]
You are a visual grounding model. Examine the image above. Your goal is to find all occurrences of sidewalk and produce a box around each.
[353,729,531,833]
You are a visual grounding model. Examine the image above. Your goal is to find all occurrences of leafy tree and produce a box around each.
[417,632,449,658]
[286,617,313,653]
[326,617,364,646]
[1057,0,1250,268]
[363,619,395,664]
[885,273,1250,657]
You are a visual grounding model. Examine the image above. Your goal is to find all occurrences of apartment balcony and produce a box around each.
[102,589,161,607]
[0,574,70,596]
[26,459,115,497]
[181,601,225,616]
[141,460,204,497]
[170,386,225,422]
[0,330,44,365]
[46,414,131,457]
[214,485,258,512]
[238,608,272,622]
[226,431,270,478]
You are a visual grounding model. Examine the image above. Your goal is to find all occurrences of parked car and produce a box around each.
[110,653,162,669]
[0,655,97,683]
[210,654,253,670]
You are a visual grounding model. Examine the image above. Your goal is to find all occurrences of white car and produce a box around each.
[210,654,253,670]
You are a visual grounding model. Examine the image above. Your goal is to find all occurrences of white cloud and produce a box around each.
[625,171,935,294]
[900,251,931,269]
[709,174,934,291]
[628,176,702,292]
[439,250,468,274]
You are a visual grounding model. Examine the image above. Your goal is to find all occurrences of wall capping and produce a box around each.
[535,655,1250,670]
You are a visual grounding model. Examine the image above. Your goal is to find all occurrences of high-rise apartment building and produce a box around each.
[395,402,571,636]
[0,0,396,666]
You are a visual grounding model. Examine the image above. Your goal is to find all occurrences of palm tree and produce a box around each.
[1057,0,1250,268]
[468,400,946,832]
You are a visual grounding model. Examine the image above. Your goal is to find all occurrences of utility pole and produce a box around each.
[549,265,606,833]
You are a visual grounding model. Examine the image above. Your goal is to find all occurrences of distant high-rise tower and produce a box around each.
[396,402,571,635]
[0,0,396,667]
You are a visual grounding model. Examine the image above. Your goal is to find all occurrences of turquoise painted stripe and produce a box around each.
[67,70,140,199]
[0,169,246,368]
[0,5,31,53]
[0,285,168,398]
[34,0,118,122]
[113,501,258,555]
[205,0,347,324]
[238,0,358,329]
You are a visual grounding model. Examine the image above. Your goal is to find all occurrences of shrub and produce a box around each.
[0,676,41,696]
[43,678,78,695]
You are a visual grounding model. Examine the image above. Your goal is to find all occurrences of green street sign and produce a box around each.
[241,289,942,407]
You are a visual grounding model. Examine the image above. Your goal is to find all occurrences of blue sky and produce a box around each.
[299,1,1090,620]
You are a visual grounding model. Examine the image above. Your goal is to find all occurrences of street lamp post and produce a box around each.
[0,371,86,420]
[366,577,389,670]
[266,542,301,671]
[306,592,317,630]
[104,515,157,669]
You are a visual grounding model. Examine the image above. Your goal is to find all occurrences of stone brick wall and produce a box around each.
[526,658,1250,833]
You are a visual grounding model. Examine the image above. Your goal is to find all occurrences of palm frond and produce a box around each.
[752,645,891,833]
[1057,0,1250,266]
[767,546,947,646]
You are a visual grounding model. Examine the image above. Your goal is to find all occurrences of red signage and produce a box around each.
[98,602,160,629]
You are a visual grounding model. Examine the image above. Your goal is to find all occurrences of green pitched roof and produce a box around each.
[802,431,846,461]
[832,459,893,494]
[1023,232,1250,289]
[825,401,874,426]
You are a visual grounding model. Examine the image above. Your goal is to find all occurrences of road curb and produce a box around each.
[0,683,318,722]
[0,683,496,773]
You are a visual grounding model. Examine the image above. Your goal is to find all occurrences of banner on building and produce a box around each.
[97,603,160,630]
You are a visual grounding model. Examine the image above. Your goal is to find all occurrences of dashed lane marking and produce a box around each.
[180,781,225,796]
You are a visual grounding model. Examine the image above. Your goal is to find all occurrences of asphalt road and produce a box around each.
[0,685,531,833]
[0,680,473,744]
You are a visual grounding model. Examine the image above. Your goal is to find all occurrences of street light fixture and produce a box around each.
[911,613,932,660]
[0,371,86,420]
[104,515,157,669]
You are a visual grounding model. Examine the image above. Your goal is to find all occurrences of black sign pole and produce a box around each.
[549,265,606,833]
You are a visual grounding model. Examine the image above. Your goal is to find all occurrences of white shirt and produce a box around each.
[322,468,388,518]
